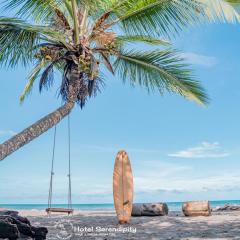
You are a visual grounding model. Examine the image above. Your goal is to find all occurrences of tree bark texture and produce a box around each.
[0,101,74,161]
[0,66,83,161]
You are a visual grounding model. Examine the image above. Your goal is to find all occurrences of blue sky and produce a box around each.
[1,8,240,204]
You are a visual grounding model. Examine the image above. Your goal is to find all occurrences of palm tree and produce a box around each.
[0,0,239,161]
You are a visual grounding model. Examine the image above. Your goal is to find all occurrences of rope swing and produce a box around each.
[46,115,73,215]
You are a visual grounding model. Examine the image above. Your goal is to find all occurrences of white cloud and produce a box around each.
[180,52,218,67]
[134,173,240,193]
[168,142,229,159]
[132,159,240,195]
[0,130,16,137]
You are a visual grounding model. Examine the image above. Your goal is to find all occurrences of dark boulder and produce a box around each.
[0,215,34,237]
[0,210,19,216]
[0,220,20,240]
[32,226,48,240]
[15,215,31,225]
[0,210,48,239]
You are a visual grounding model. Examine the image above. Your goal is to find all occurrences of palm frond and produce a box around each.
[0,17,68,67]
[1,0,210,108]
[39,64,54,92]
[79,0,112,17]
[0,18,40,67]
[114,49,208,105]
[100,52,114,74]
[115,35,169,46]
[3,0,66,22]
[64,0,74,19]
[0,17,65,38]
[225,0,240,13]
[39,58,65,91]
[104,0,240,38]
[199,0,240,22]
[108,0,204,37]
[20,60,47,103]
[226,0,240,5]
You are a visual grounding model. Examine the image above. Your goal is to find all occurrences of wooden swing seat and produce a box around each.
[46,208,74,215]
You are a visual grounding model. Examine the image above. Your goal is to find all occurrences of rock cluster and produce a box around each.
[214,204,240,211]
[0,210,48,240]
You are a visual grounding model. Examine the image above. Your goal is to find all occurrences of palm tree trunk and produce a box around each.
[0,101,74,161]
[0,63,81,161]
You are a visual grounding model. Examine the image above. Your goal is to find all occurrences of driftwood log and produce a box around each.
[132,203,169,217]
[182,201,211,217]
[0,210,48,239]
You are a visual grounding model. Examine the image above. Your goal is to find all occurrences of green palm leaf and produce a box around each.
[114,49,208,105]
[0,0,213,106]
[105,0,240,38]
[78,0,112,16]
[226,0,240,13]
[115,35,169,46]
[20,60,47,103]
[3,0,64,22]
[111,0,203,37]
[199,0,240,22]
[226,0,240,5]
[0,17,68,67]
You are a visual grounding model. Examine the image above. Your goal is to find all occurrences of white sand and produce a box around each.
[13,210,240,239]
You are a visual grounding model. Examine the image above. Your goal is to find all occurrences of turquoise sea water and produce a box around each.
[1,200,240,211]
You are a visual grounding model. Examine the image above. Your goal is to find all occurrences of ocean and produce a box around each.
[1,200,240,211]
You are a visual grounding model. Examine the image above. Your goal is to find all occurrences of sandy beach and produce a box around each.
[12,210,240,240]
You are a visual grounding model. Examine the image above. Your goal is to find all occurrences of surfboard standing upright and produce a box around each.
[113,150,134,224]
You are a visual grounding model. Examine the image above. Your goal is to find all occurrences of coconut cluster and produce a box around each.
[35,47,63,61]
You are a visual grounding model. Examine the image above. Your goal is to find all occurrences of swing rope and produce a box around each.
[47,124,56,209]
[47,115,73,214]
[67,114,73,210]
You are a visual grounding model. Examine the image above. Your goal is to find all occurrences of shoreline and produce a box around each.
[2,209,240,239]
[1,199,240,211]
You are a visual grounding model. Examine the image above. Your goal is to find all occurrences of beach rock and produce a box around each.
[132,203,169,217]
[214,204,240,211]
[0,214,31,225]
[14,221,34,237]
[0,216,34,237]
[0,220,20,240]
[0,210,48,239]
[182,201,211,217]
[0,210,19,216]
[15,215,31,225]
[32,226,48,240]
